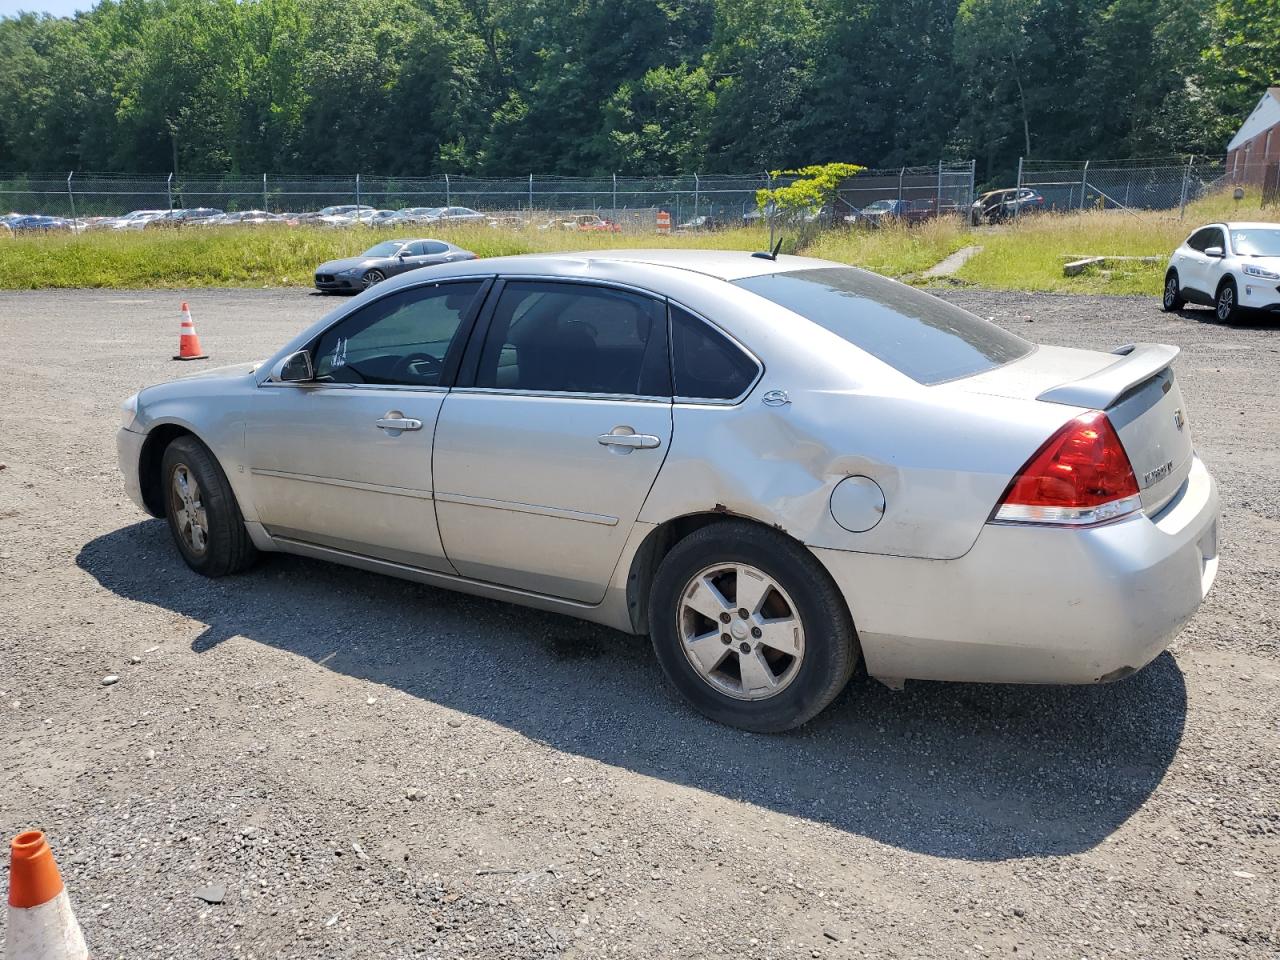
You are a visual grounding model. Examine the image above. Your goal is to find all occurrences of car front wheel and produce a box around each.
[161,436,257,577]
[362,268,386,289]
[1162,271,1185,312]
[1215,278,1239,323]
[648,521,858,732]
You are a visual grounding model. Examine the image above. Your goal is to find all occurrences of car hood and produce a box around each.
[1240,255,1280,271]
[316,257,373,273]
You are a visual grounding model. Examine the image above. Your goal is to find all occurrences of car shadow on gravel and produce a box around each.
[79,521,1188,863]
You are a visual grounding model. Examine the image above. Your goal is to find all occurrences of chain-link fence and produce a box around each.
[0,164,977,230]
[1014,157,1232,217]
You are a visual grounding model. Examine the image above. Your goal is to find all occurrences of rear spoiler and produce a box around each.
[1037,343,1180,409]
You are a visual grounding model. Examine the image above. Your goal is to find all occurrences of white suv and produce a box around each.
[1164,221,1280,322]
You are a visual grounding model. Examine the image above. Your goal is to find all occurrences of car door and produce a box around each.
[1180,227,1224,298]
[245,278,489,572]
[432,279,673,603]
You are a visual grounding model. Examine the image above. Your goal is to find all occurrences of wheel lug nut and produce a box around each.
[738,608,749,619]
[721,634,731,644]
[738,642,751,654]
[751,627,762,639]
[719,612,731,623]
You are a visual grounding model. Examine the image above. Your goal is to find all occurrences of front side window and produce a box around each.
[1187,227,1223,252]
[734,266,1032,385]
[474,281,669,396]
[312,281,483,386]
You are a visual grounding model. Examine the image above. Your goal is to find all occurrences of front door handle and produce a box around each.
[376,417,422,431]
[597,432,661,449]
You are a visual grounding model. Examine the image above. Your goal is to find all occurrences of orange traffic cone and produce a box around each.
[6,831,89,960]
[173,301,208,361]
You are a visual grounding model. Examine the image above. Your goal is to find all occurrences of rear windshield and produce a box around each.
[733,266,1032,384]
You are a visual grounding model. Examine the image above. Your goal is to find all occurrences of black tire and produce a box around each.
[1214,277,1239,324]
[1161,271,1185,312]
[647,521,858,733]
[362,268,386,289]
[160,435,257,577]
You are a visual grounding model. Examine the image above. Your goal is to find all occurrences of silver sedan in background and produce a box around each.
[117,251,1219,731]
[313,238,476,293]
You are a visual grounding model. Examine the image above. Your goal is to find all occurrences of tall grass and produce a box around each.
[0,188,1274,292]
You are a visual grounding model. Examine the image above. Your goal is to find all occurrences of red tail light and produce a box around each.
[994,411,1141,526]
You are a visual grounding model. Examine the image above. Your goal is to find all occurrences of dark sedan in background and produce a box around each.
[313,238,476,293]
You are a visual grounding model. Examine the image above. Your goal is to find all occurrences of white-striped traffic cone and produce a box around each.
[173,301,209,361]
[5,831,89,960]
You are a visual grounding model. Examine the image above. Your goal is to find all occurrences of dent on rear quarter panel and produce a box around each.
[642,385,1077,561]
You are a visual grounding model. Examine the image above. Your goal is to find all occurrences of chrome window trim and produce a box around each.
[258,381,449,394]
[665,297,765,407]
[450,387,669,403]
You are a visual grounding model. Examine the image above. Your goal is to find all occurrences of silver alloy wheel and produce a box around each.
[1164,277,1178,308]
[363,269,386,288]
[1216,285,1234,321]
[170,464,209,555]
[676,563,805,700]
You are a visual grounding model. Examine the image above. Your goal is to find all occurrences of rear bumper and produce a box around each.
[813,456,1220,685]
[116,426,149,513]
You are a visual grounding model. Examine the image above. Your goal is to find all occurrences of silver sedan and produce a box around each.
[117,251,1220,731]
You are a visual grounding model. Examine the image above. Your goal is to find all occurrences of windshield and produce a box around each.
[864,201,893,212]
[1231,228,1280,257]
[733,267,1033,385]
[362,241,405,257]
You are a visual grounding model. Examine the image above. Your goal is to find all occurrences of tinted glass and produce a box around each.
[670,306,760,401]
[422,240,449,254]
[1231,228,1280,256]
[475,281,669,396]
[734,267,1032,385]
[313,281,482,386]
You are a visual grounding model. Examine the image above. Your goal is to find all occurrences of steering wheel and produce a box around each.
[391,351,443,383]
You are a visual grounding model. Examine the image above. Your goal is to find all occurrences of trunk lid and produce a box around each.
[956,342,1194,515]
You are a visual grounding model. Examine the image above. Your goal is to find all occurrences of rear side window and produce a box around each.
[733,267,1032,385]
[475,281,670,396]
[670,306,760,401]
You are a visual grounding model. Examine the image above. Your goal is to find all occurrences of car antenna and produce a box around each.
[751,237,785,261]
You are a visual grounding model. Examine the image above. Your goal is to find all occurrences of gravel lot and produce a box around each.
[1,287,1277,959]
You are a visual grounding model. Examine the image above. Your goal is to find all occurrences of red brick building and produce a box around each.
[1227,87,1280,185]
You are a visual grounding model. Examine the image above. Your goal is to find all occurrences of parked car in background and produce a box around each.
[200,210,287,228]
[970,188,1045,225]
[312,237,475,293]
[397,207,445,224]
[429,206,487,225]
[8,215,72,233]
[488,215,528,229]
[859,199,909,226]
[677,215,722,232]
[294,205,374,226]
[117,250,1219,733]
[567,214,621,233]
[87,209,165,231]
[1163,221,1280,322]
[146,208,224,229]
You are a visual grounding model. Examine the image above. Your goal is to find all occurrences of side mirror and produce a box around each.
[277,349,314,383]
[1204,245,1224,258]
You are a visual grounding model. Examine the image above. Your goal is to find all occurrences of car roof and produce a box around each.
[1219,221,1280,230]
[447,249,836,282]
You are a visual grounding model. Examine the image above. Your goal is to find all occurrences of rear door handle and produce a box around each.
[597,432,660,449]
[376,417,422,431]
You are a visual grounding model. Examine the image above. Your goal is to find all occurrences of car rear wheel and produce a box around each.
[1215,278,1239,323]
[648,521,858,732]
[362,269,386,289]
[1162,272,1185,312]
[161,436,257,577]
